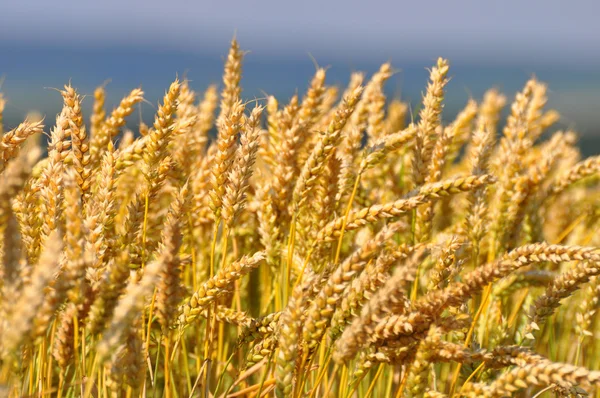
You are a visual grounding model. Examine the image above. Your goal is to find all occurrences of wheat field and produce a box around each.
[0,38,599,397]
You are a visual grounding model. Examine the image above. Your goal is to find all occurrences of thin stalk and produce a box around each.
[323,364,339,397]
[394,366,409,398]
[285,213,298,303]
[365,364,385,398]
[214,352,236,397]
[458,361,485,396]
[83,355,98,398]
[164,333,171,398]
[308,345,333,398]
[449,282,492,396]
[180,329,192,393]
[47,320,58,392]
[152,332,162,397]
[142,193,150,267]
[256,352,274,398]
[202,218,221,396]
[334,172,361,265]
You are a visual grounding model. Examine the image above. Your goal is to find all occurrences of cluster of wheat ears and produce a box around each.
[0,39,599,398]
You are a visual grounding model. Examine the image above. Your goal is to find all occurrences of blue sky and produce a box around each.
[0,0,599,150]
[0,0,598,66]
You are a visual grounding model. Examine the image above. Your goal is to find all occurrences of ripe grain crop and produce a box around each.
[0,38,599,398]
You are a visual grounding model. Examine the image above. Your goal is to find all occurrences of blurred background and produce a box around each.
[0,0,599,154]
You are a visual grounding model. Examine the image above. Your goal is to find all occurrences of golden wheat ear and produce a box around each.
[89,88,144,171]
[0,120,44,174]
[2,231,62,357]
